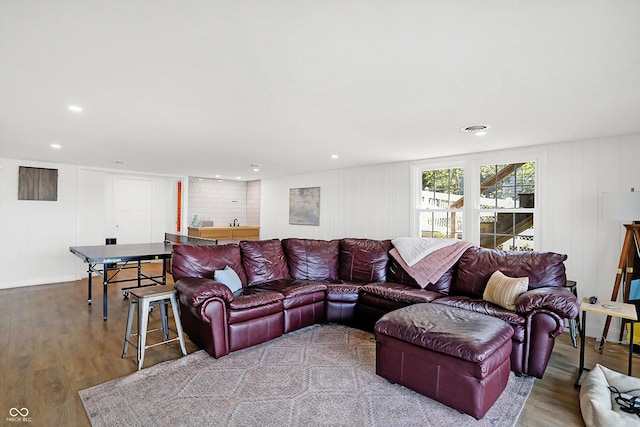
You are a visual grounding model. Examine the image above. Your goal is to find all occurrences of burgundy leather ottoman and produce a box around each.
[374,303,513,419]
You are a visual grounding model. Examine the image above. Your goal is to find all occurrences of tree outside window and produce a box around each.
[419,168,464,239]
[418,162,536,250]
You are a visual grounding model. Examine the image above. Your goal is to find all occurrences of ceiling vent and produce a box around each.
[460,124,491,134]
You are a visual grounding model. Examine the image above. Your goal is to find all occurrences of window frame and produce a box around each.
[411,149,545,248]
[477,161,537,251]
[412,161,469,240]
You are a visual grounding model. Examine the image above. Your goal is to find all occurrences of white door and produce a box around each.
[113,177,153,244]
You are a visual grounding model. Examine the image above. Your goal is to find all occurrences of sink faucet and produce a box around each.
[233,219,239,227]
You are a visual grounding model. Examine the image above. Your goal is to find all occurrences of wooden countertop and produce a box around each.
[188,226,260,241]
[189,226,259,230]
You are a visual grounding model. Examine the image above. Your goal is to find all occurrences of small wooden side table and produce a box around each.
[574,298,638,387]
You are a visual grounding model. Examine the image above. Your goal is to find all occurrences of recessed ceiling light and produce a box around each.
[251,164,260,172]
[50,143,62,149]
[68,105,84,113]
[460,124,491,136]
[113,160,126,165]
[331,154,339,159]
[214,175,220,178]
[236,176,242,180]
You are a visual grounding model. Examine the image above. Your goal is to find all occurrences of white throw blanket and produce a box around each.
[390,237,473,288]
[391,237,459,266]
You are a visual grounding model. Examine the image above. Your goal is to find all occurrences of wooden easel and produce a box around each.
[598,223,640,351]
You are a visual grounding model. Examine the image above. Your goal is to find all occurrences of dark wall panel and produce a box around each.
[18,166,58,201]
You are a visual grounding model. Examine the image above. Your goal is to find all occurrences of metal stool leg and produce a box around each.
[566,280,579,348]
[122,298,137,358]
[576,313,581,337]
[169,294,187,356]
[569,318,577,348]
[159,300,169,342]
[137,297,151,371]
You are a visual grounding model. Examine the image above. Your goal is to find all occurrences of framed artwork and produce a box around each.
[18,166,58,201]
[289,187,320,225]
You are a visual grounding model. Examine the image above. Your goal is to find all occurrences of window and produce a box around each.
[418,168,464,239]
[416,160,537,250]
[479,162,535,250]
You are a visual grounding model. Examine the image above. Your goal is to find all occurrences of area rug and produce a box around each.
[79,324,534,426]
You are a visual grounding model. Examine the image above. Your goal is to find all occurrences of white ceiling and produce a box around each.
[1,0,639,180]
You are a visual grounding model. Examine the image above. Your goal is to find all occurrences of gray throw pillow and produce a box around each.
[213,266,242,293]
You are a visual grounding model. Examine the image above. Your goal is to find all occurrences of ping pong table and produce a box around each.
[69,234,217,320]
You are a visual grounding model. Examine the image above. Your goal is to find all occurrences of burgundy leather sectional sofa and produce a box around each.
[171,237,578,378]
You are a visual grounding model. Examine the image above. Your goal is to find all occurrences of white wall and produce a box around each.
[260,161,411,240]
[260,133,640,339]
[246,180,261,227]
[0,159,182,289]
[545,133,640,341]
[0,159,78,288]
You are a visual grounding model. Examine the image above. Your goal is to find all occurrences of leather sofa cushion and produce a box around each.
[433,295,526,325]
[228,287,285,310]
[325,281,362,295]
[227,299,284,324]
[361,282,443,304]
[375,303,513,364]
[240,239,290,285]
[358,293,408,313]
[339,238,392,282]
[282,238,340,280]
[453,247,567,299]
[280,292,326,310]
[387,256,454,294]
[171,243,247,285]
[253,279,327,310]
[252,278,328,298]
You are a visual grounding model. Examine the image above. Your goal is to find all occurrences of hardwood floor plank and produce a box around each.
[1,264,638,427]
[4,330,36,422]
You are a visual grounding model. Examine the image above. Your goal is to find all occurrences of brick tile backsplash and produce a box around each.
[188,178,260,227]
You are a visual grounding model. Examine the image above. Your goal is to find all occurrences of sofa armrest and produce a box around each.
[515,287,579,319]
[174,277,235,308]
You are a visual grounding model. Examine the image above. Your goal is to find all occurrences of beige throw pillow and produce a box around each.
[483,270,529,311]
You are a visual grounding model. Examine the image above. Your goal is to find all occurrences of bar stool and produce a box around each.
[122,286,187,370]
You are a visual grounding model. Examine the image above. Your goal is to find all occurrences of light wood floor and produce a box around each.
[1,264,638,427]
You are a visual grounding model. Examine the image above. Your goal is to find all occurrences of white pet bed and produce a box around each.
[580,364,640,427]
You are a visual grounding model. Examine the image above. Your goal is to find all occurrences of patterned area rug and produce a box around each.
[79,324,534,426]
